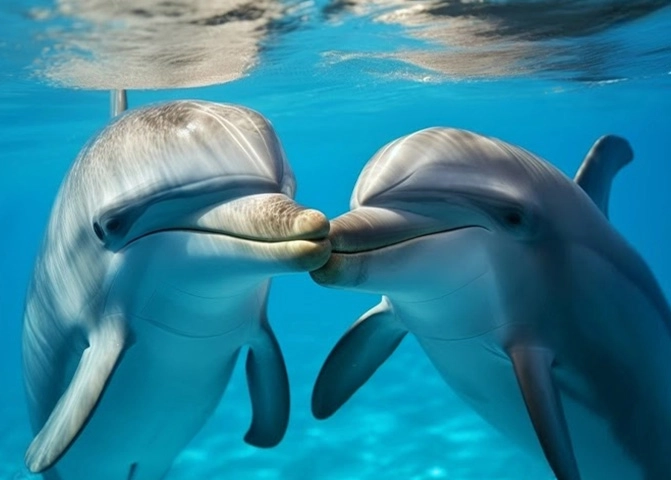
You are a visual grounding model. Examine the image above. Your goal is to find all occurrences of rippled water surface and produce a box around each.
[1,1,670,479]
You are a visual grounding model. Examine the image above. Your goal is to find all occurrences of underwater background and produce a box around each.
[1,1,670,478]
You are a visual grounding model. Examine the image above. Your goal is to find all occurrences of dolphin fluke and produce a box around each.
[312,297,407,420]
[508,346,581,480]
[25,316,127,473]
[574,135,633,218]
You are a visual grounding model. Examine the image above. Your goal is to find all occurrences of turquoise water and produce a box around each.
[1,1,671,479]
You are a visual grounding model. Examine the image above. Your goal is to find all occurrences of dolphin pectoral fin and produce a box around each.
[243,320,290,448]
[312,296,407,420]
[574,135,633,218]
[25,316,127,473]
[508,346,581,480]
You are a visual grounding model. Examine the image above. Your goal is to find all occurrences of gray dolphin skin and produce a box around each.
[310,128,671,480]
[23,99,331,480]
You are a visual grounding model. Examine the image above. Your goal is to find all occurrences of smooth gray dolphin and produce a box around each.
[310,128,671,480]
[23,100,331,480]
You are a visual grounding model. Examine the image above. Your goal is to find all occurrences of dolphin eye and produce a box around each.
[505,211,523,227]
[499,206,541,238]
[93,222,104,240]
[93,216,124,243]
[105,218,122,233]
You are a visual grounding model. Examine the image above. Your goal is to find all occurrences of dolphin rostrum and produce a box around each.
[310,128,671,480]
[23,99,331,480]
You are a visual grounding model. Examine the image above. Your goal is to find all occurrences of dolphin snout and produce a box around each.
[291,208,330,241]
[253,194,330,241]
[310,252,367,288]
[324,207,444,253]
[283,208,331,271]
[196,193,329,242]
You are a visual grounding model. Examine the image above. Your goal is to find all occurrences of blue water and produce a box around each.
[1,1,670,479]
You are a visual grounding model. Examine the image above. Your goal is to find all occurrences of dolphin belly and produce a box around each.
[43,268,264,480]
[50,312,251,480]
[416,332,644,480]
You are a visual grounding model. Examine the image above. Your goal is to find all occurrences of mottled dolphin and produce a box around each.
[23,99,330,480]
[310,128,671,480]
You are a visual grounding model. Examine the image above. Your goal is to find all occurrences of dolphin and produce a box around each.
[22,99,331,480]
[310,128,671,480]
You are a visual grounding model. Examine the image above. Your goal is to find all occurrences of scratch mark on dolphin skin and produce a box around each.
[132,313,248,339]
[395,266,491,305]
[420,321,526,344]
[163,282,250,300]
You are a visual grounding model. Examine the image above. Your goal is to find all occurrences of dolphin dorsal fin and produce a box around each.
[110,90,128,118]
[574,135,633,218]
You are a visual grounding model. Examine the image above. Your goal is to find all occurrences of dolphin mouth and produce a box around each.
[310,207,485,287]
[320,206,483,255]
[127,226,328,246]
[309,225,483,288]
[127,227,332,272]
[329,225,480,255]
[120,193,330,247]
[122,194,332,271]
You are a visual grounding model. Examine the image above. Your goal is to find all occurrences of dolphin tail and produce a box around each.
[312,296,408,420]
[25,315,128,473]
[574,135,633,218]
[508,346,582,480]
[110,90,128,117]
[244,318,290,448]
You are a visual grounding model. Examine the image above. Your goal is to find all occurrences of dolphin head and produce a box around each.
[62,101,330,288]
[311,128,587,300]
